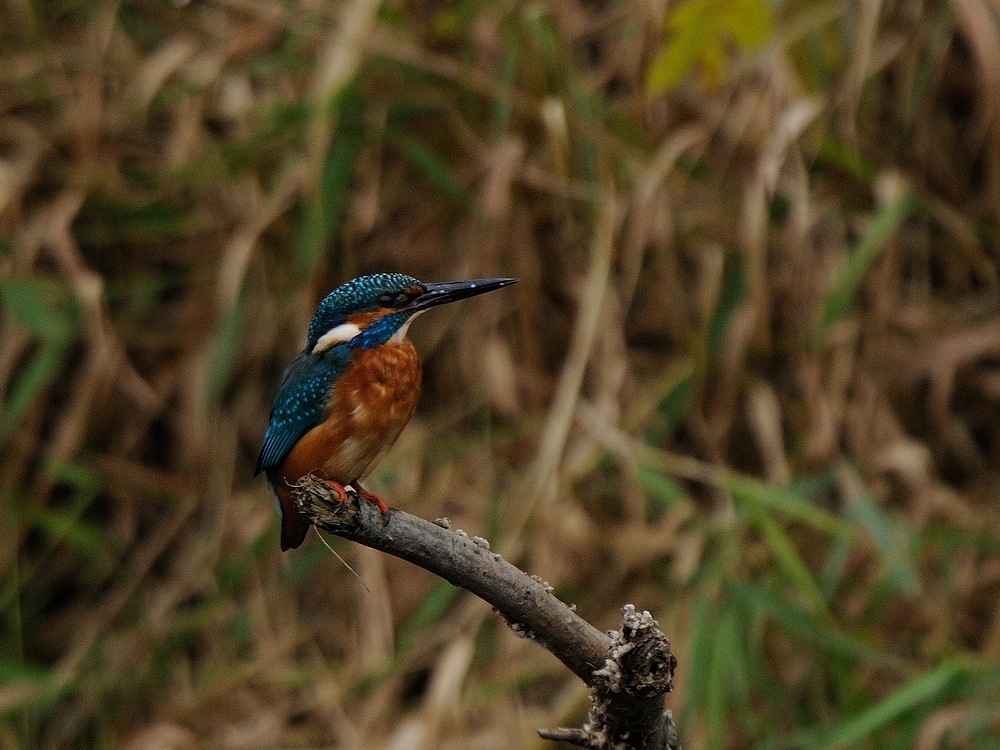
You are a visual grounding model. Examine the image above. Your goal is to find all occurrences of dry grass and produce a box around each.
[2,0,1000,748]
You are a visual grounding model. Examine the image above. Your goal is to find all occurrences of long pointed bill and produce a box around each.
[408,277,517,311]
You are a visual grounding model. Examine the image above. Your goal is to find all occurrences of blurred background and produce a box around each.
[3,0,1000,748]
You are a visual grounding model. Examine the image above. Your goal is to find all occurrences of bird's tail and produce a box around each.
[271,475,311,551]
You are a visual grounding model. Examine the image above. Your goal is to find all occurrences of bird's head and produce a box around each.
[307,273,517,355]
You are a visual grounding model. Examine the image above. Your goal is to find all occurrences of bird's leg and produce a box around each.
[322,478,351,505]
[349,482,390,515]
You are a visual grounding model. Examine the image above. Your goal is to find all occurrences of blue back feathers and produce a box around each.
[255,349,345,477]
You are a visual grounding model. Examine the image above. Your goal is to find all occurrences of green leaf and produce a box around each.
[926,525,1000,555]
[659,371,695,427]
[32,507,107,561]
[0,277,79,343]
[647,0,774,94]
[297,134,364,274]
[218,531,273,594]
[490,30,519,135]
[646,364,695,445]
[647,0,717,93]
[34,461,106,561]
[716,603,751,713]
[705,603,729,750]
[76,195,195,245]
[0,658,52,683]
[819,533,853,599]
[727,0,774,49]
[43,458,101,496]
[283,537,332,587]
[297,81,366,275]
[0,658,69,715]
[0,460,109,610]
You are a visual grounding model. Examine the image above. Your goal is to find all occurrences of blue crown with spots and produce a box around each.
[307,273,422,348]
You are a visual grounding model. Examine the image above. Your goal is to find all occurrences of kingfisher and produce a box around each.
[256,272,517,550]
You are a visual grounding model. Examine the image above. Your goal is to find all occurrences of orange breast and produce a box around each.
[277,340,422,490]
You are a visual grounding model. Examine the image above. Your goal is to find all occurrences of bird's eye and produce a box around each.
[377,292,413,308]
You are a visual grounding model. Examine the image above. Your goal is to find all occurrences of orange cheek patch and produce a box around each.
[347,310,388,327]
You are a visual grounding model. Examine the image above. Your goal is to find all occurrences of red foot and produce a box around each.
[323,478,351,504]
[350,482,390,515]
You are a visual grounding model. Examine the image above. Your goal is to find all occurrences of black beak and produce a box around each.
[408,277,517,311]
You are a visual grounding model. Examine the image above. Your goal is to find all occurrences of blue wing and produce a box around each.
[255,348,350,479]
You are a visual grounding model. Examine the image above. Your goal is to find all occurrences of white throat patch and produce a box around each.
[390,310,424,344]
[312,322,361,354]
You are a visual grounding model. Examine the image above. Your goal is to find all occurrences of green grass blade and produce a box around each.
[847,485,921,594]
[816,135,878,181]
[0,345,70,442]
[727,474,852,613]
[705,602,731,750]
[0,276,82,441]
[705,255,747,358]
[814,189,914,345]
[391,133,476,211]
[717,603,751,715]
[740,492,827,613]
[0,658,51,683]
[31,460,106,561]
[646,367,695,445]
[207,293,246,408]
[296,132,364,276]
[729,581,900,666]
[809,660,963,750]
[682,589,717,724]
[819,533,853,599]
[298,78,366,273]
[726,473,853,540]
[396,580,461,656]
[637,465,685,513]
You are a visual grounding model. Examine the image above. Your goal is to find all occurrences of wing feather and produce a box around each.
[255,349,348,477]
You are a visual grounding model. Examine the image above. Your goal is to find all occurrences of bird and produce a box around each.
[256,272,518,550]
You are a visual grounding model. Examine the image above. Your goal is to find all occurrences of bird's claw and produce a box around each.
[351,483,390,515]
[322,478,351,504]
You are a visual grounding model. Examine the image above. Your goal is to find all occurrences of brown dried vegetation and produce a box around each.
[2,0,1000,748]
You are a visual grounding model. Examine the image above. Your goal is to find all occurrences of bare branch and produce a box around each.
[294,476,680,749]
